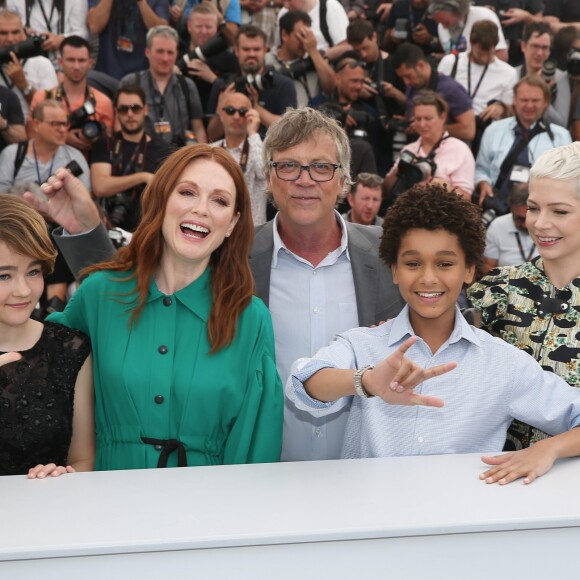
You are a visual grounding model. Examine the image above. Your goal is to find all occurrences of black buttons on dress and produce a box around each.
[158,345,168,354]
[163,297,172,306]
[154,395,164,404]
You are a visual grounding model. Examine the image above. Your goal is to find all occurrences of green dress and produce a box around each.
[50,268,283,470]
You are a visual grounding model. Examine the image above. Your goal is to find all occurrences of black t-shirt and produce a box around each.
[0,85,24,153]
[385,0,439,54]
[544,0,580,22]
[91,133,174,231]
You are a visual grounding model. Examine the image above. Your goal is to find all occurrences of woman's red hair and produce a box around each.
[83,144,255,353]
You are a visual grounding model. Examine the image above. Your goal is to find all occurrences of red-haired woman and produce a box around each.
[50,145,283,470]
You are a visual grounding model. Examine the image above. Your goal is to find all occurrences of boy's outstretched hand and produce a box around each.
[363,336,457,407]
[480,440,559,485]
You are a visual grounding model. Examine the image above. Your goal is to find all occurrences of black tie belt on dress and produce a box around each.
[141,437,188,467]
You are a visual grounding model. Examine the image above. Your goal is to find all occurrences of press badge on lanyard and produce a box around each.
[117,37,134,53]
[510,165,530,183]
[154,120,171,134]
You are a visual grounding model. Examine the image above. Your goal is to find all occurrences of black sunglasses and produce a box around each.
[222,106,249,117]
[116,104,145,114]
[336,60,365,72]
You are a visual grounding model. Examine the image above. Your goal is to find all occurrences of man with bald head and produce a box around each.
[211,91,267,225]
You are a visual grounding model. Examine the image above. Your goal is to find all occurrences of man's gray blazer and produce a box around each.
[250,220,404,325]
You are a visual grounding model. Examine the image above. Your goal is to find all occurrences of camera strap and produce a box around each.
[494,119,548,191]
[221,137,249,172]
[111,132,148,179]
[319,0,333,47]
[32,140,55,184]
[54,84,97,118]
[467,58,489,100]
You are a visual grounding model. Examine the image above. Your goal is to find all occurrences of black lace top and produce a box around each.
[0,321,91,476]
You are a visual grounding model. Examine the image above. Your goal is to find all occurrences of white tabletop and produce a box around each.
[2,452,580,562]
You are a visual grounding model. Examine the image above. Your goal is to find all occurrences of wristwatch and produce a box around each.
[353,365,374,398]
[22,84,33,97]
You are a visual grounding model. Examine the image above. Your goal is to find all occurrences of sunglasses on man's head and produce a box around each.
[116,104,145,114]
[222,106,248,117]
[336,60,365,72]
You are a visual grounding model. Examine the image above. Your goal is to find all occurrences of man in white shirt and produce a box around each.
[6,0,89,62]
[277,0,351,61]
[516,22,572,128]
[429,0,508,62]
[0,8,57,116]
[211,91,267,225]
[482,184,538,275]
[438,20,517,120]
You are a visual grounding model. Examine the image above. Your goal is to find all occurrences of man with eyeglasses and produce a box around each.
[342,172,383,226]
[90,85,173,232]
[0,99,89,193]
[255,107,404,461]
[211,91,267,225]
[0,8,57,117]
[516,23,572,129]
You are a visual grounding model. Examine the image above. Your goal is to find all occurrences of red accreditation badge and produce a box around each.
[117,37,134,53]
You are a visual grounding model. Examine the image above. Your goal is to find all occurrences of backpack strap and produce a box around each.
[319,0,333,48]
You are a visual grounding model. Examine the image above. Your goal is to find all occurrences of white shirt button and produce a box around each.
[313,307,320,314]
[418,436,424,443]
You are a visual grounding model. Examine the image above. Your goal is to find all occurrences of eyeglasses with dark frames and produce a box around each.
[38,119,70,128]
[222,106,249,117]
[116,103,145,114]
[270,161,342,182]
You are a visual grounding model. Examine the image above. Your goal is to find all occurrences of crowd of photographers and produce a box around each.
[0,0,580,309]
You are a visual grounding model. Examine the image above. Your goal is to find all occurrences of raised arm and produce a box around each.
[304,336,455,406]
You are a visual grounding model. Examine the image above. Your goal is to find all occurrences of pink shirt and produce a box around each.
[388,132,475,195]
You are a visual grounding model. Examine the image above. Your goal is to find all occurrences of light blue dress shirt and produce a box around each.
[475,117,572,188]
[270,212,359,461]
[289,306,580,458]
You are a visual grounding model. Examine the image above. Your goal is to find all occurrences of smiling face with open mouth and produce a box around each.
[161,158,240,278]
[391,228,475,341]
[526,178,580,278]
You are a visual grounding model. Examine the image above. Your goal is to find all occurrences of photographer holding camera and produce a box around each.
[475,76,571,215]
[177,3,239,112]
[206,25,297,141]
[347,19,406,173]
[265,10,334,108]
[0,99,89,193]
[383,90,474,202]
[121,25,207,147]
[0,8,57,116]
[90,85,173,232]
[29,35,114,154]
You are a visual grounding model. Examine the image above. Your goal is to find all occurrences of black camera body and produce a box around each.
[233,69,274,94]
[568,48,580,78]
[190,32,229,63]
[0,35,45,65]
[277,57,315,80]
[69,100,102,141]
[390,150,437,198]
